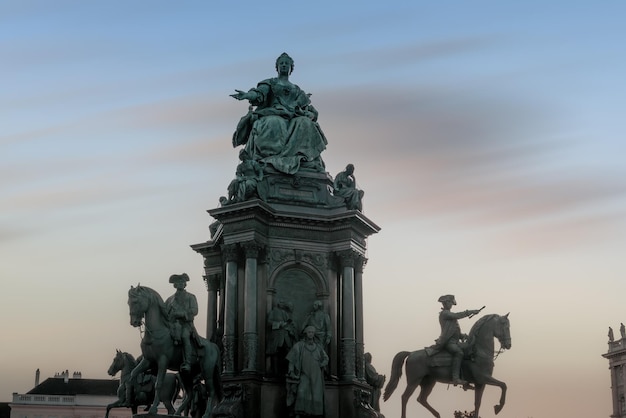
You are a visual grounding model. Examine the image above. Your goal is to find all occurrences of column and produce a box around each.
[338,250,356,381]
[242,241,260,373]
[221,244,239,375]
[354,255,366,381]
[205,273,221,343]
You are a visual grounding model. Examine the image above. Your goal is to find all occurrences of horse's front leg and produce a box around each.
[149,357,168,415]
[105,386,124,417]
[126,359,150,407]
[483,376,507,414]
[104,402,118,418]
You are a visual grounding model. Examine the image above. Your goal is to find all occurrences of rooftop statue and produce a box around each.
[231,53,328,175]
[333,163,364,211]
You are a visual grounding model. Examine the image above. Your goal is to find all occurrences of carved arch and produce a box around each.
[266,261,329,337]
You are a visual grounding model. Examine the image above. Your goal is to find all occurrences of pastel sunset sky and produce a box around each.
[2,2,626,418]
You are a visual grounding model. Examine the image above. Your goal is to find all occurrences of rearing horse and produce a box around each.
[127,285,222,418]
[383,313,511,418]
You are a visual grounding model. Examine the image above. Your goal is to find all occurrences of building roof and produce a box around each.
[27,378,119,397]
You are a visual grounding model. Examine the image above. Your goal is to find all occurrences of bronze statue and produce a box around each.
[165,273,198,372]
[333,163,364,211]
[105,350,179,418]
[226,150,263,204]
[620,323,625,339]
[286,325,329,418]
[432,294,482,385]
[302,300,332,352]
[364,352,386,412]
[384,313,511,418]
[267,299,297,376]
[609,326,615,342]
[128,284,222,418]
[230,52,327,175]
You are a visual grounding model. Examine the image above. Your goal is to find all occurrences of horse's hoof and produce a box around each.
[494,404,503,414]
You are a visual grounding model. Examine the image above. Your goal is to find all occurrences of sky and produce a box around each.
[2,2,626,417]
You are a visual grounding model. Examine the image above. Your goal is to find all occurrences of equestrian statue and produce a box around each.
[127,276,222,418]
[383,295,511,418]
[105,350,179,418]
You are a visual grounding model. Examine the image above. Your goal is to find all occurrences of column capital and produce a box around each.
[205,273,222,292]
[354,255,367,273]
[242,241,262,258]
[336,249,359,268]
[221,244,239,263]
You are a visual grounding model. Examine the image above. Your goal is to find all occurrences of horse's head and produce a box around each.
[107,349,125,376]
[128,285,150,327]
[494,313,512,350]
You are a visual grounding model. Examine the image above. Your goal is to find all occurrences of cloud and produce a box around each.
[315,84,626,250]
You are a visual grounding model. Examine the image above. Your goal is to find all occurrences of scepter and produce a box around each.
[469,306,486,318]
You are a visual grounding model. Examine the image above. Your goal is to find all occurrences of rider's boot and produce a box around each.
[451,355,467,386]
[181,337,192,372]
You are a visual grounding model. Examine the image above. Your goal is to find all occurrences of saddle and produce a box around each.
[424,343,472,367]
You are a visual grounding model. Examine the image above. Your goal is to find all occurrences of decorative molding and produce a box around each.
[267,247,329,275]
[356,342,365,380]
[222,335,237,374]
[243,333,258,372]
[341,338,356,380]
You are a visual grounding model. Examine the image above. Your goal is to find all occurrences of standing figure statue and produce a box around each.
[230,52,328,175]
[286,326,329,418]
[609,326,615,342]
[433,295,482,386]
[333,163,364,211]
[165,273,198,372]
[302,300,332,353]
[267,299,297,376]
[621,323,625,339]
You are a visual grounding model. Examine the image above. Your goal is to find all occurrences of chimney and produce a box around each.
[35,369,40,386]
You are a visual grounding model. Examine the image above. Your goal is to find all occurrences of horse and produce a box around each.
[383,313,511,418]
[104,350,180,418]
[127,285,223,418]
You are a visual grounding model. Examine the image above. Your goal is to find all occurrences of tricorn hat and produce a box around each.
[438,294,456,305]
[169,273,190,283]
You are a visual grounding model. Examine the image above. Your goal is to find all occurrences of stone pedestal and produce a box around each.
[192,194,379,418]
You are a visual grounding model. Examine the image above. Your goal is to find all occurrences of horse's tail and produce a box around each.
[383,351,411,401]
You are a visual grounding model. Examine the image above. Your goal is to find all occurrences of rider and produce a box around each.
[165,273,198,372]
[434,294,481,386]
